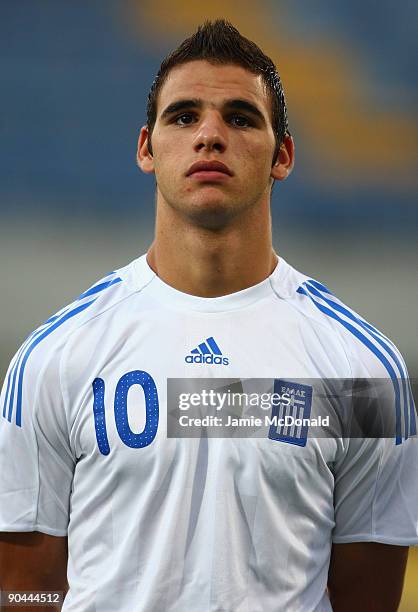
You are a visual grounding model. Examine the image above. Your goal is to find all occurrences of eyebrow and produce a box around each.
[160,98,266,124]
[160,99,202,120]
[224,99,265,123]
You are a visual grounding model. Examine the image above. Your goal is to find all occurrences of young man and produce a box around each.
[1,20,417,612]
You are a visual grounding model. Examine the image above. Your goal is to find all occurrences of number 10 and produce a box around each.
[92,370,159,455]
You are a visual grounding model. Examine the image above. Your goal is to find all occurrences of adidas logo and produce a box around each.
[185,336,229,365]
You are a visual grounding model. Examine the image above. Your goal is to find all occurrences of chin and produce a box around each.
[165,190,251,230]
[185,202,236,230]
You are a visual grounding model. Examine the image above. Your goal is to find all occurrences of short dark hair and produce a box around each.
[146,19,289,161]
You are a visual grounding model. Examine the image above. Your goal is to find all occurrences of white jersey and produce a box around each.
[1,255,417,612]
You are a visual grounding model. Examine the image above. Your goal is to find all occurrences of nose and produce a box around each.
[192,111,227,154]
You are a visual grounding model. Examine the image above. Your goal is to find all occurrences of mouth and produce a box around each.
[186,160,233,180]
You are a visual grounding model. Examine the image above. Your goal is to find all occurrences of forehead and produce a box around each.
[157,60,270,115]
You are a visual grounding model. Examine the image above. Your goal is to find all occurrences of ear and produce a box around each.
[137,126,155,174]
[270,134,295,181]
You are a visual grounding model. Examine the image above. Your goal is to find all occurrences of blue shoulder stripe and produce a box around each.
[2,275,122,427]
[306,280,395,346]
[77,277,122,300]
[304,281,414,439]
[307,279,333,294]
[297,283,414,444]
[2,302,77,419]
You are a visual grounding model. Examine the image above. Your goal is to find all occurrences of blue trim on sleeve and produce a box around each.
[13,300,96,426]
[304,280,412,439]
[3,275,122,427]
[297,284,408,445]
[77,277,122,300]
[306,281,395,346]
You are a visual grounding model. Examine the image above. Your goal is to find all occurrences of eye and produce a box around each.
[174,113,196,126]
[229,114,252,128]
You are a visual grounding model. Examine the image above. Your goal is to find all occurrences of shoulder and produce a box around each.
[271,258,415,444]
[272,258,408,376]
[1,256,149,428]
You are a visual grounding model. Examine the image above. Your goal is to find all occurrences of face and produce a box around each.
[138,60,293,229]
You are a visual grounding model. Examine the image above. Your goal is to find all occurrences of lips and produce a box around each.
[186,160,233,177]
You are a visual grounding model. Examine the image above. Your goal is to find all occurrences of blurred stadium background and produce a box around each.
[1,1,417,608]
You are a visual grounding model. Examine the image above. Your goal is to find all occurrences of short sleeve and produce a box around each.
[332,434,418,545]
[0,337,75,536]
[328,307,418,545]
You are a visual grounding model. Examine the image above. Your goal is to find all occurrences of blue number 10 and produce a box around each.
[92,370,159,455]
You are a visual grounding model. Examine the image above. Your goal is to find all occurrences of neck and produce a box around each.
[147,197,277,297]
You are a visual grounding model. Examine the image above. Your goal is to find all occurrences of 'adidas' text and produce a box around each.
[185,354,229,365]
